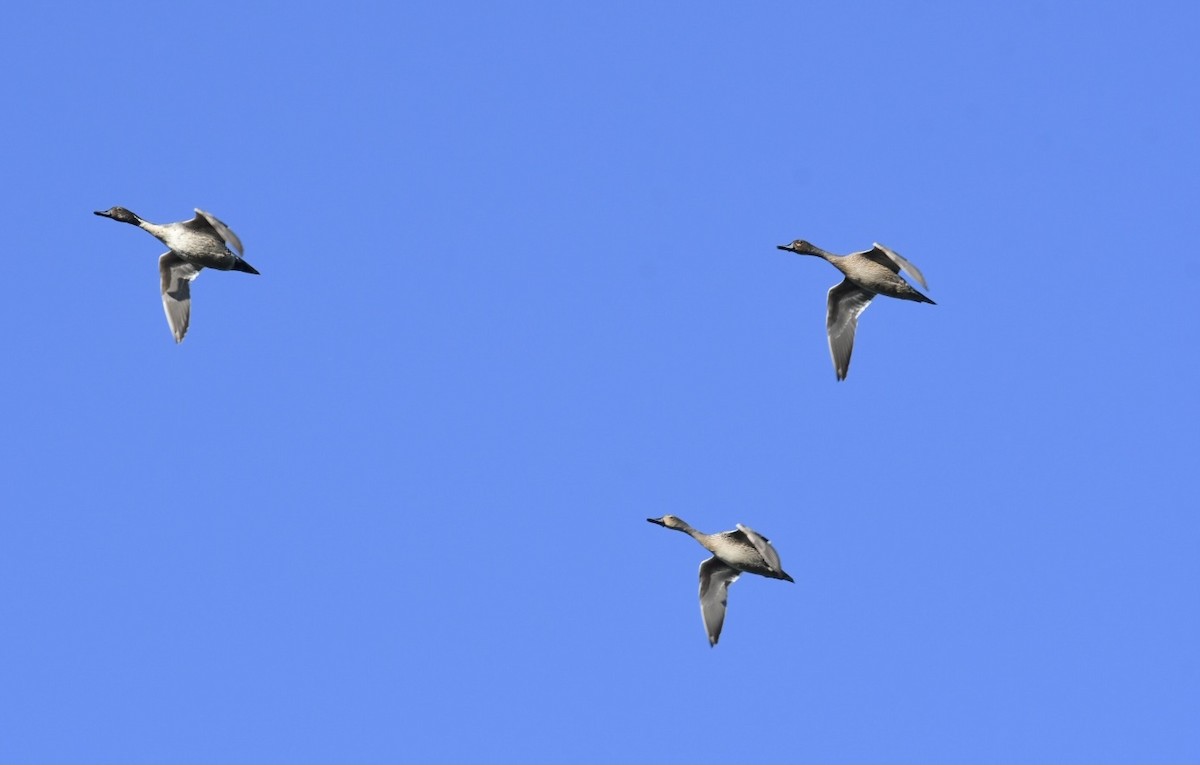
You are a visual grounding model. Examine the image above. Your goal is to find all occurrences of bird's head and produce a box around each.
[646,515,685,530]
[94,206,141,225]
[776,239,817,255]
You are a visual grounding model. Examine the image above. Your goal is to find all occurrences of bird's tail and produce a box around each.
[904,287,935,305]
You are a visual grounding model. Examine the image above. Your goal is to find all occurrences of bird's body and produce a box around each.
[647,515,793,646]
[777,239,934,380]
[94,207,258,342]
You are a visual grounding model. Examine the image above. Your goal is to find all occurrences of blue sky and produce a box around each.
[1,1,1198,762]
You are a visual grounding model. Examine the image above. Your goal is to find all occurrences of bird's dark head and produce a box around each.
[777,239,817,255]
[94,206,141,225]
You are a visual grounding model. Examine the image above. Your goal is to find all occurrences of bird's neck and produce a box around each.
[138,220,169,239]
[678,525,711,546]
[803,244,837,261]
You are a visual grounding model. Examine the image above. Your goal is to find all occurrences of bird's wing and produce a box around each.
[159,252,202,343]
[732,527,769,543]
[826,278,875,381]
[186,209,244,257]
[736,523,784,574]
[861,243,929,290]
[698,556,741,647]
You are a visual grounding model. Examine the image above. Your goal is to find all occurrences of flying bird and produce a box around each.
[94,207,259,342]
[647,515,793,646]
[777,240,934,380]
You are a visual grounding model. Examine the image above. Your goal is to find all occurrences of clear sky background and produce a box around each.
[1,2,1198,762]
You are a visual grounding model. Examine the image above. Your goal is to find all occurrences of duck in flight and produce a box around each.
[777,240,934,380]
[647,515,793,646]
[94,207,259,342]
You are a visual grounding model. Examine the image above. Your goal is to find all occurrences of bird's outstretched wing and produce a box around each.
[185,209,244,256]
[858,243,929,289]
[159,252,202,343]
[826,278,875,381]
[736,523,785,575]
[698,557,741,646]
